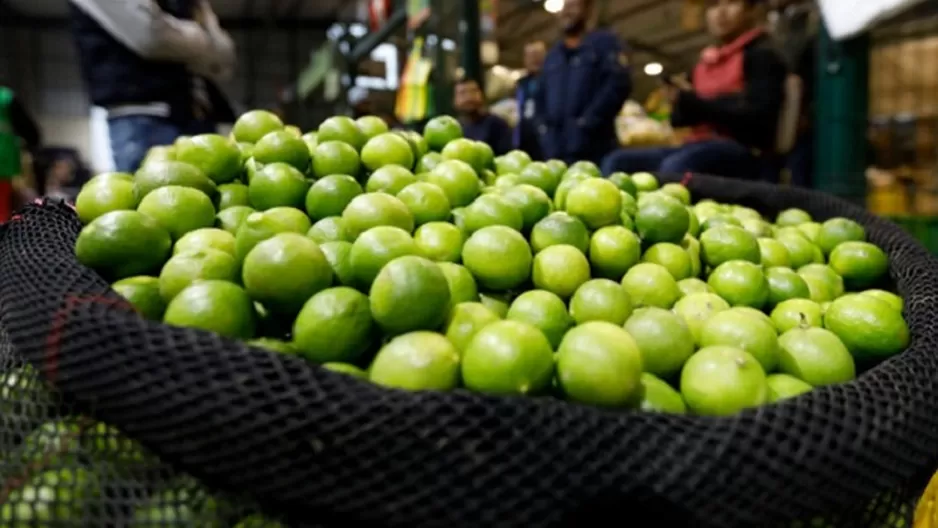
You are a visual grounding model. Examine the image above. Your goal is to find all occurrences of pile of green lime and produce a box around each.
[73,110,910,416]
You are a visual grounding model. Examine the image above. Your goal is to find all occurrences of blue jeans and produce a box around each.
[601,139,757,180]
[108,116,217,173]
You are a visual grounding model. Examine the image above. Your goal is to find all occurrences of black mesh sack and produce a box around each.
[1,173,938,527]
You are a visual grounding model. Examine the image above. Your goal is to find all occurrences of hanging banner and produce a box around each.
[368,0,392,31]
[407,0,431,30]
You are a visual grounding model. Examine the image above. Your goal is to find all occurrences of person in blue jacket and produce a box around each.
[514,41,547,160]
[456,78,513,156]
[536,0,632,165]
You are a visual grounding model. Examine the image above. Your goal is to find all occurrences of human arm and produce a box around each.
[577,33,632,130]
[9,96,40,150]
[68,0,227,71]
[191,0,237,82]
[670,46,788,139]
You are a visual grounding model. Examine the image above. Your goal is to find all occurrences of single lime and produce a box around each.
[253,130,311,171]
[621,262,681,309]
[75,210,172,280]
[232,110,284,143]
[569,279,633,325]
[776,208,812,227]
[635,197,690,244]
[817,217,866,255]
[413,222,464,262]
[588,225,642,281]
[770,298,824,333]
[248,162,309,210]
[292,286,374,363]
[396,182,452,225]
[137,185,216,240]
[500,184,552,232]
[305,175,363,221]
[348,226,418,289]
[312,141,362,179]
[437,261,479,309]
[163,280,255,339]
[757,237,791,268]
[159,248,238,302]
[765,266,811,307]
[680,346,768,416]
[607,172,638,196]
[699,308,779,371]
[461,320,554,396]
[798,263,845,303]
[631,172,659,192]
[517,161,562,196]
[234,208,311,262]
[506,290,573,349]
[829,241,889,290]
[636,373,686,413]
[112,276,166,321]
[556,322,644,407]
[776,233,817,269]
[320,240,355,286]
[463,194,524,233]
[777,326,856,386]
[708,260,769,309]
[216,182,250,210]
[643,242,693,280]
[356,115,389,139]
[423,116,463,151]
[532,244,591,299]
[75,178,137,224]
[677,277,712,296]
[444,302,501,353]
[531,212,590,254]
[462,226,533,291]
[175,133,243,183]
[673,292,730,345]
[624,307,695,378]
[361,132,416,172]
[341,192,415,238]
[242,233,333,313]
[700,225,761,267]
[824,294,910,360]
[860,289,903,312]
[318,116,366,151]
[426,160,480,207]
[369,331,460,391]
[215,205,255,235]
[766,373,813,402]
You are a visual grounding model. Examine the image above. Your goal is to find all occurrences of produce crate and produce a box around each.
[1,174,938,527]
[887,215,938,254]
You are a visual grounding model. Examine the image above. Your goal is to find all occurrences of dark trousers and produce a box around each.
[108,116,217,173]
[786,130,814,187]
[601,139,757,180]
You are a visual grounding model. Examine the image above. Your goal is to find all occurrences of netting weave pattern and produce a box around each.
[0,174,937,527]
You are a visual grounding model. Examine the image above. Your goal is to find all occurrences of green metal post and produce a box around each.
[461,0,482,85]
[814,24,870,204]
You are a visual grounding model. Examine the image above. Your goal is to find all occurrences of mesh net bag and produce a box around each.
[1,173,938,527]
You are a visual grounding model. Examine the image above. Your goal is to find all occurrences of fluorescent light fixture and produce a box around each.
[644,62,663,76]
[544,0,563,14]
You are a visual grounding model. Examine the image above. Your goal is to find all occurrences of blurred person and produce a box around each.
[770,0,818,187]
[455,78,513,156]
[537,0,632,164]
[514,41,547,160]
[68,0,236,172]
[601,0,786,180]
[0,87,42,221]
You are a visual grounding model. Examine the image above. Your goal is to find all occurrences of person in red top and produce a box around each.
[601,0,787,179]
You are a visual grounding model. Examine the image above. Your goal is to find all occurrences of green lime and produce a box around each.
[216,183,250,210]
[680,346,768,416]
[494,174,520,188]
[322,362,368,379]
[441,138,484,172]
[163,280,255,338]
[642,242,693,280]
[312,141,362,179]
[361,132,416,172]
[797,221,822,243]
[673,292,730,345]
[765,267,811,307]
[356,115,389,139]
[631,172,659,192]
[607,172,638,197]
[370,256,451,335]
[556,322,644,407]
[292,286,374,363]
[564,178,622,229]
[250,338,297,355]
[569,160,601,178]
[369,332,460,391]
[659,182,691,205]
[75,210,172,280]
[824,294,910,360]
[770,298,824,333]
[426,160,480,207]
[500,184,552,232]
[342,192,415,238]
[253,130,311,171]
[635,197,690,244]
[142,146,176,165]
[494,150,531,175]
[588,225,641,280]
[677,277,712,296]
[302,132,318,154]
[740,218,772,239]
[248,162,309,210]
[215,205,255,235]
[133,160,217,202]
[817,217,866,255]
[506,290,573,349]
[624,307,694,378]
[396,182,452,226]
[414,222,464,262]
[462,226,533,290]
[530,212,590,254]
[349,226,418,288]
[776,208,812,227]
[318,115,366,151]
[708,260,769,309]
[242,233,333,313]
[829,241,889,290]
[620,191,638,218]
[112,276,166,321]
[175,133,242,184]
[234,208,311,261]
[700,225,761,267]
[461,320,554,396]
[621,262,681,309]
[444,302,501,353]
[798,264,845,303]
[305,175,363,221]
[777,326,856,386]
[699,308,779,371]
[232,110,284,143]
[75,178,137,224]
[776,233,817,269]
[757,237,791,268]
[137,185,215,240]
[417,152,444,173]
[700,214,742,233]
[532,244,591,299]
[366,165,417,195]
[437,262,479,312]
[463,194,524,233]
[861,289,903,312]
[398,129,429,161]
[517,161,561,196]
[766,373,813,402]
[479,292,512,318]
[553,173,589,210]
[423,115,463,151]
[159,248,238,302]
[320,240,355,286]
[569,278,633,325]
[636,373,686,413]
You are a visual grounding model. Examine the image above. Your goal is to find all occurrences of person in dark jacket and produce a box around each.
[514,41,547,160]
[68,0,236,172]
[601,0,786,179]
[536,0,632,165]
[455,78,513,156]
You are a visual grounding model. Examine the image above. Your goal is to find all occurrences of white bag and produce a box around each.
[817,0,929,40]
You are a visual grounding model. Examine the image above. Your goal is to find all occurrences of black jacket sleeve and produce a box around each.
[489,115,514,157]
[578,34,632,129]
[671,44,787,147]
[9,96,41,150]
